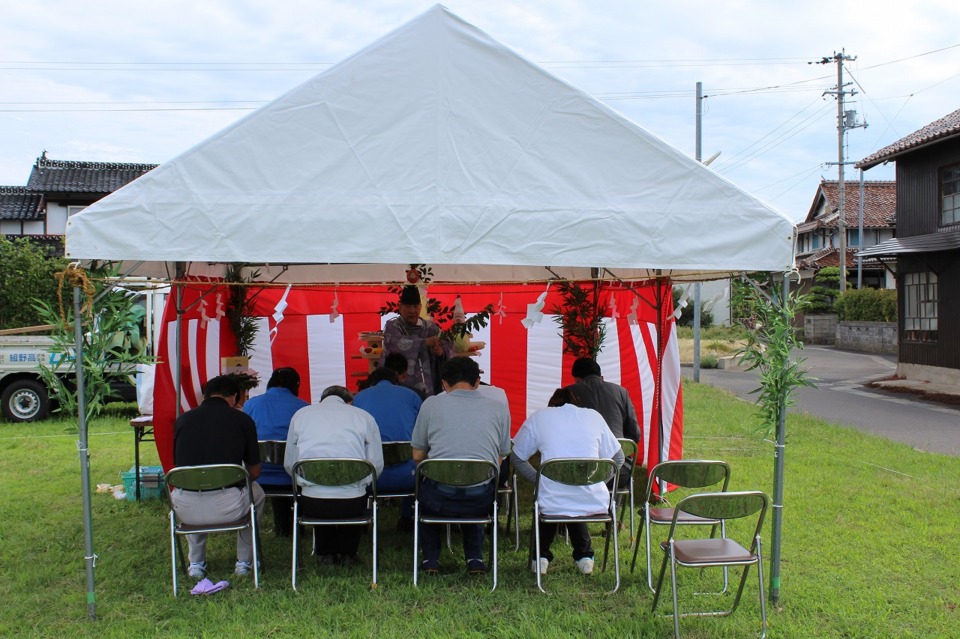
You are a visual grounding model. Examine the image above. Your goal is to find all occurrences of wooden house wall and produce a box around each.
[896,251,960,370]
[895,137,960,237]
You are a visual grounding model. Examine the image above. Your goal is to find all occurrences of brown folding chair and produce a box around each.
[651,491,769,639]
[630,459,731,592]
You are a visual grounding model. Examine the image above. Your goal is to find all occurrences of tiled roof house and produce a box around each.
[795,179,897,288]
[1,153,156,253]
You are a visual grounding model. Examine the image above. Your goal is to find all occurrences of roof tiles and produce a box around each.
[26,157,157,193]
[0,186,44,221]
[858,108,960,169]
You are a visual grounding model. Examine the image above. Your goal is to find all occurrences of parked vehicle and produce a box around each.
[0,282,165,423]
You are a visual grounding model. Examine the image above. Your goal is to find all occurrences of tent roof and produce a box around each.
[65,4,795,284]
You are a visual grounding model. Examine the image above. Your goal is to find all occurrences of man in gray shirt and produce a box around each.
[411,357,511,575]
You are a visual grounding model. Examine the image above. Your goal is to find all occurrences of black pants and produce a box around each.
[299,495,367,557]
[535,521,594,562]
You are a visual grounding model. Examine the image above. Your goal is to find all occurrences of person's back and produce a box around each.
[283,385,383,566]
[567,358,640,442]
[411,357,511,575]
[353,371,422,443]
[512,403,618,516]
[243,368,309,485]
[413,389,509,466]
[354,368,422,529]
[511,386,622,576]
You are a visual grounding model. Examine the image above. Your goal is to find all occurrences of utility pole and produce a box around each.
[817,50,858,292]
[693,81,703,383]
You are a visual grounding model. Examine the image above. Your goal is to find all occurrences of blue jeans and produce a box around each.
[417,479,495,562]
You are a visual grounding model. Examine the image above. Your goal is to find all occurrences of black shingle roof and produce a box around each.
[26,156,157,193]
[0,187,44,221]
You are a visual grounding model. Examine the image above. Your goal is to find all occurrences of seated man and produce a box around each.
[284,385,384,566]
[353,367,423,531]
[566,357,640,490]
[171,374,266,578]
[242,367,309,537]
[511,386,624,575]
[411,357,511,575]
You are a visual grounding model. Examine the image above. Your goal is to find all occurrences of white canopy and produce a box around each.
[65,4,795,284]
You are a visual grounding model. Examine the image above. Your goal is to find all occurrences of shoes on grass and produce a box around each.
[234,561,253,576]
[575,557,595,575]
[530,557,549,575]
[316,554,337,566]
[420,559,440,575]
[339,554,361,567]
[466,559,488,575]
[187,562,207,579]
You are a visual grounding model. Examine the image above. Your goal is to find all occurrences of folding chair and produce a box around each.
[257,440,292,498]
[533,458,620,594]
[377,441,416,504]
[290,458,378,591]
[631,459,731,592]
[498,467,521,551]
[651,491,769,639]
[614,438,640,540]
[167,464,261,596]
[413,458,499,591]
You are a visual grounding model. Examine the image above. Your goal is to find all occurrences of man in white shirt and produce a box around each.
[284,386,384,566]
[511,387,623,576]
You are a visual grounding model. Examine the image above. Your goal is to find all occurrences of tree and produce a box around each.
[0,236,67,329]
[551,280,605,357]
[806,266,841,314]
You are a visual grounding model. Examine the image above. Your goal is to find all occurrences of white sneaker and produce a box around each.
[530,558,549,575]
[187,562,207,579]
[575,557,595,575]
[234,561,253,576]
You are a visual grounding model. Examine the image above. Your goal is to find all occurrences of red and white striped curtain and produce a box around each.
[153,281,683,474]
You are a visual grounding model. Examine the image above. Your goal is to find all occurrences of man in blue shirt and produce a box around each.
[353,367,422,530]
[243,367,309,537]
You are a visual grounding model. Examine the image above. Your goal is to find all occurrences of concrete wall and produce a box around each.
[836,321,897,354]
[897,362,960,386]
[804,314,837,345]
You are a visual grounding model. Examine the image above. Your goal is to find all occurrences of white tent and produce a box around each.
[65,4,795,283]
[62,6,795,616]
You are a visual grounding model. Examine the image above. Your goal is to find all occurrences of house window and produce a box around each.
[943,165,960,226]
[848,229,860,247]
[903,272,938,342]
[67,205,87,217]
[812,234,821,249]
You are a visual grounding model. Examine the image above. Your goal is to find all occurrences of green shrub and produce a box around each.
[699,354,719,369]
[834,288,897,321]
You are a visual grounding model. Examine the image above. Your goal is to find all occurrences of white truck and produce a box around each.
[0,332,75,422]
[0,283,166,423]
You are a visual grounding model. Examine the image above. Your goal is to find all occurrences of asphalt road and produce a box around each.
[690,346,960,456]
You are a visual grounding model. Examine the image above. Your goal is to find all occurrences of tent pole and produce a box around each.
[769,272,789,605]
[655,275,667,491]
[74,286,96,620]
[174,262,185,419]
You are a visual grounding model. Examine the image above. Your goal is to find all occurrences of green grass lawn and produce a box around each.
[1,382,958,638]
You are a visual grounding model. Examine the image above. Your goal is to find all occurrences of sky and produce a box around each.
[2,0,959,222]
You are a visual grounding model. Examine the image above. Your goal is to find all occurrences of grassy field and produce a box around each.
[1,383,958,638]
